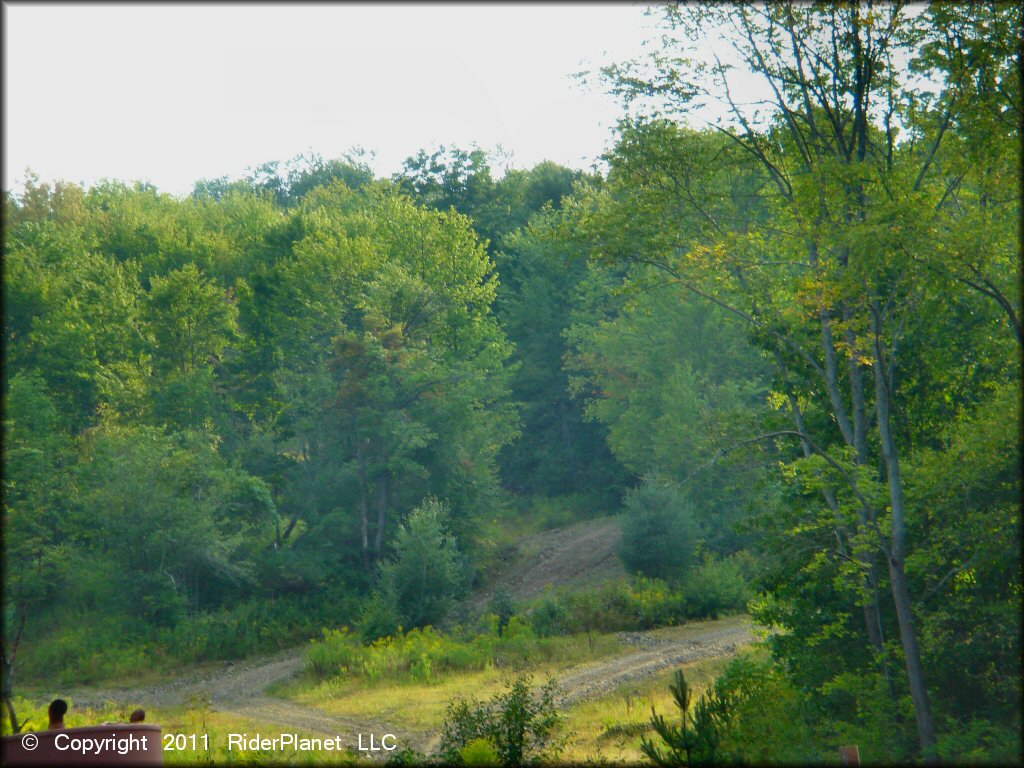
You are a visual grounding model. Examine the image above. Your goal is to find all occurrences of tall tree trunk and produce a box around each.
[809,248,886,658]
[354,425,373,573]
[373,470,391,556]
[842,17,897,696]
[357,464,371,573]
[2,607,26,734]
[781,347,885,657]
[870,303,938,761]
[561,407,580,492]
[843,317,892,680]
[818,309,856,446]
[4,696,20,736]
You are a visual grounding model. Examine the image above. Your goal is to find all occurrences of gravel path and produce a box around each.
[65,647,427,755]
[66,647,307,711]
[555,620,754,706]
[61,514,754,757]
[472,516,626,610]
[65,618,754,755]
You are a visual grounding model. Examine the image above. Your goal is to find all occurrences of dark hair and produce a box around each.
[48,699,68,719]
[129,708,145,723]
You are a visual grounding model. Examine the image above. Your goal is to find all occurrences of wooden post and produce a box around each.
[839,744,861,766]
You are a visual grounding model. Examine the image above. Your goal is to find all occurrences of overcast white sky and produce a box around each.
[4,3,670,197]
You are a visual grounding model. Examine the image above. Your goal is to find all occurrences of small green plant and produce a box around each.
[488,586,516,637]
[528,597,568,638]
[440,674,565,766]
[17,591,354,686]
[681,557,749,619]
[460,737,500,766]
[528,577,690,636]
[307,622,587,685]
[385,746,425,765]
[640,668,731,766]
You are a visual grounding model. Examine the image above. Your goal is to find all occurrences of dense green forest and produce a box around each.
[3,3,1020,764]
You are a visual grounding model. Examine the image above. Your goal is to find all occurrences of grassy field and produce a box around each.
[6,618,754,764]
[284,631,626,745]
[9,660,733,765]
[288,632,740,762]
[282,620,751,761]
[560,654,732,763]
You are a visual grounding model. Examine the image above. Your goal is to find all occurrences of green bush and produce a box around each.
[357,502,467,643]
[528,577,689,636]
[307,627,366,679]
[640,668,730,765]
[488,586,516,636]
[307,619,587,685]
[17,615,156,685]
[524,567,750,638]
[527,492,615,529]
[373,496,464,634]
[308,626,493,682]
[310,568,744,686]
[528,596,569,638]
[671,650,1021,764]
[460,737,500,766]
[819,670,916,762]
[681,556,750,619]
[165,591,357,661]
[935,716,1023,764]
[357,591,404,643]
[440,674,564,766]
[702,652,825,763]
[619,476,698,581]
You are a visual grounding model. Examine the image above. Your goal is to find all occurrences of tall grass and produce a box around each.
[306,618,618,685]
[528,566,750,637]
[17,592,358,686]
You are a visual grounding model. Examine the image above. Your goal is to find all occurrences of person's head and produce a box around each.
[129,708,145,723]
[48,699,68,728]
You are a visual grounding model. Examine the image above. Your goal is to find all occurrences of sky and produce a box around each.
[4,3,670,197]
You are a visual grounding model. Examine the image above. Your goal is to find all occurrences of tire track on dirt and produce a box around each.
[66,646,427,754]
[473,516,627,610]
[553,620,755,706]
[66,618,754,755]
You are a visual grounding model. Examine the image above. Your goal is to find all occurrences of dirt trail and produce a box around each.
[66,646,306,711]
[66,617,754,756]
[63,516,754,755]
[555,619,754,706]
[418,617,755,754]
[473,516,626,610]
[66,647,428,754]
